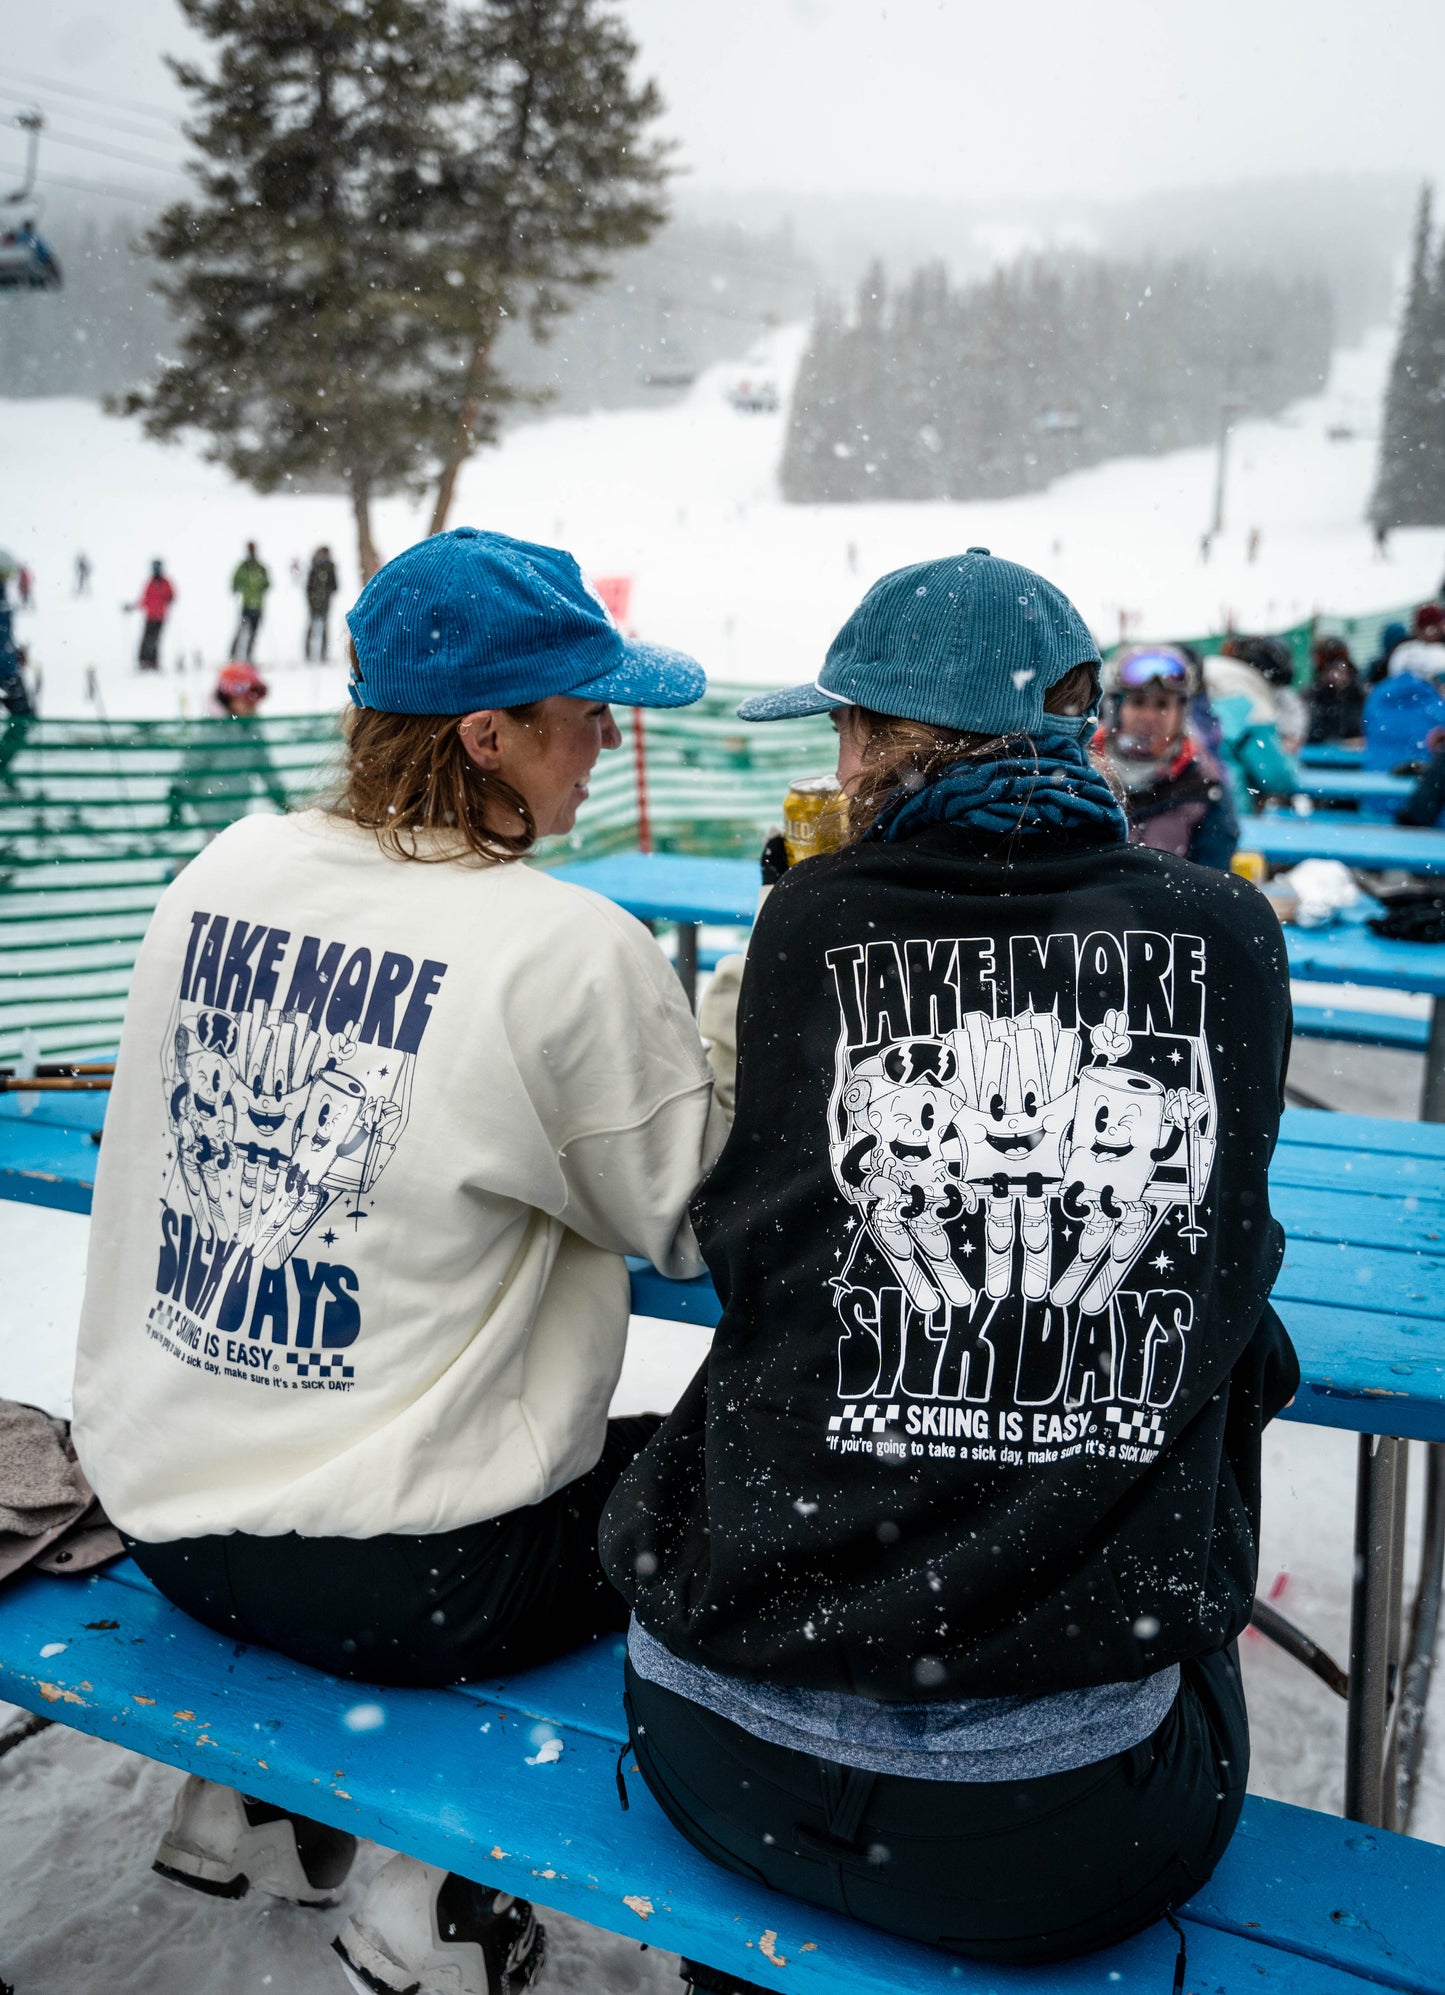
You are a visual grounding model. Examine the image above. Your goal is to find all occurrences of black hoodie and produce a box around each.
[602,825,1299,1703]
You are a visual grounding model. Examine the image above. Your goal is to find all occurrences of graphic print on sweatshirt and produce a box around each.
[147,907,447,1394]
[824,930,1215,1471]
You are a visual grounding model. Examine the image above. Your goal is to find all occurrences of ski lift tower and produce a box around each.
[1209,391,1249,539]
[0,112,63,292]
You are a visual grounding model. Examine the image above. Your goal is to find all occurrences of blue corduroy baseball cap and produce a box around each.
[737,548,1100,735]
[346,528,705,714]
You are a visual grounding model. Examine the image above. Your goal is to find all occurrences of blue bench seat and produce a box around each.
[1291,1004,1430,1053]
[0,1560,1441,1994]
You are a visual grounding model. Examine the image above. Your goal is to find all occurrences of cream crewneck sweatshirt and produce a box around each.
[73,809,725,1541]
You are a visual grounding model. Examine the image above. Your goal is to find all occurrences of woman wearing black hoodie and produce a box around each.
[602,551,1298,1971]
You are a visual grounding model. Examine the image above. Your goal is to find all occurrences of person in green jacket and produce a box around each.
[229,541,270,662]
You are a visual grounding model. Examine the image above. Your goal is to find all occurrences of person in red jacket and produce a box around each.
[133,561,176,670]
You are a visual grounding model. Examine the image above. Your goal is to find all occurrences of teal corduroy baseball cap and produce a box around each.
[346,527,705,714]
[737,548,1100,734]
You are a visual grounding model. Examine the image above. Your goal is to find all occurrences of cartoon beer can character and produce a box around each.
[783,775,848,866]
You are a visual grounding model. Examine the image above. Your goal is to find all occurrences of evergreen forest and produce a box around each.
[1371,184,1445,531]
[781,254,1334,504]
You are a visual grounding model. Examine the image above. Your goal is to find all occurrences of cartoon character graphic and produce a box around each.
[944,1012,1080,1300]
[162,998,413,1268]
[169,1011,240,1238]
[1050,1011,1210,1314]
[833,1038,976,1313]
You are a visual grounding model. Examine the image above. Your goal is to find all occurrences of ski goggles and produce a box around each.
[1116,647,1191,690]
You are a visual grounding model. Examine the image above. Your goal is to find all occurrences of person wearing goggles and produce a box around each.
[1095,646,1238,869]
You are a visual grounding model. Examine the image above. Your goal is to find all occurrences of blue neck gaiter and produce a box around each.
[866,730,1128,846]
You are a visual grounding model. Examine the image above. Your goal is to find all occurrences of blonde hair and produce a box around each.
[843,661,1102,839]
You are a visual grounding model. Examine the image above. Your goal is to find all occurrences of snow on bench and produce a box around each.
[0,1559,1442,1995]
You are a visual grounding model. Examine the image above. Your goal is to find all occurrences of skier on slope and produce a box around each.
[229,541,271,661]
[0,564,33,722]
[131,560,176,671]
[304,544,340,661]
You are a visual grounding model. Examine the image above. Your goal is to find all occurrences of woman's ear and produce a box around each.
[457,710,504,772]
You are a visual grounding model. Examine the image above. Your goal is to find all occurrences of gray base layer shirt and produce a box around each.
[629,1620,1180,1783]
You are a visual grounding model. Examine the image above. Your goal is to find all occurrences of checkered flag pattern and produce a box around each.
[828,1403,900,1435]
[286,1352,355,1381]
[1105,1404,1165,1448]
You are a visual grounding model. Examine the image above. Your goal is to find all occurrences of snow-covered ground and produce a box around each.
[4,323,1444,722]
[4,331,1445,1985]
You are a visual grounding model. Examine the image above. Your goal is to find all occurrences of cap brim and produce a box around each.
[735,682,848,722]
[569,639,706,709]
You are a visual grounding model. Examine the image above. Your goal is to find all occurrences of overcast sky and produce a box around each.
[2,0,1443,208]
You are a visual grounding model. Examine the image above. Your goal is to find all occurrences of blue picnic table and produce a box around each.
[1298,743,1365,769]
[1238,812,1445,875]
[553,852,1445,1120]
[5,1049,1444,1832]
[1294,768,1415,806]
[2,1554,1441,1994]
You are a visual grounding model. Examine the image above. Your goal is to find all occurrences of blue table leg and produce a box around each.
[1346,1433,1406,1829]
[1424,998,1445,1123]
[1394,1446,1445,1826]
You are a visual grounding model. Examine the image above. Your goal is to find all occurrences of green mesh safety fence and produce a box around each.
[0,695,832,1061]
[0,605,1423,1061]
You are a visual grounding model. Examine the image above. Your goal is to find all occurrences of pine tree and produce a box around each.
[118,0,669,578]
[117,0,479,579]
[1371,184,1442,531]
[423,0,670,533]
[1417,228,1445,522]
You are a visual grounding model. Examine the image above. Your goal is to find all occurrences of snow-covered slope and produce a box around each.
[5,323,1443,722]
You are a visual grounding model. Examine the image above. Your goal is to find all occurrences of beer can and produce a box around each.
[783,775,847,867]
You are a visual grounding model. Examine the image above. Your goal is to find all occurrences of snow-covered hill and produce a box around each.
[4,323,1444,722]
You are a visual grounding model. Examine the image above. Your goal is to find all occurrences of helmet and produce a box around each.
[1111,644,1194,695]
[216,660,268,700]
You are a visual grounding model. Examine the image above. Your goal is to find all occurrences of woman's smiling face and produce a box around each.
[460,695,624,838]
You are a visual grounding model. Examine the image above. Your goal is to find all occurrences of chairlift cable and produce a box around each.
[4,118,188,179]
[28,170,170,207]
[0,82,186,147]
[0,63,181,125]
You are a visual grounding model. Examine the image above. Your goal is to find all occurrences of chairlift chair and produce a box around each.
[0,112,62,293]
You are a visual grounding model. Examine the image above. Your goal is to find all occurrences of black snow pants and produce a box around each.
[132,1415,660,1687]
[624,1644,1248,1967]
[138,618,164,668]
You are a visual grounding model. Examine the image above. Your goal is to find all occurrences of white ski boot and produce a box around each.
[333,1855,546,1995]
[154,1774,357,1906]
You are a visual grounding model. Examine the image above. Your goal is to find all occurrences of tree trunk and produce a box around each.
[351,470,380,582]
[428,337,494,536]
